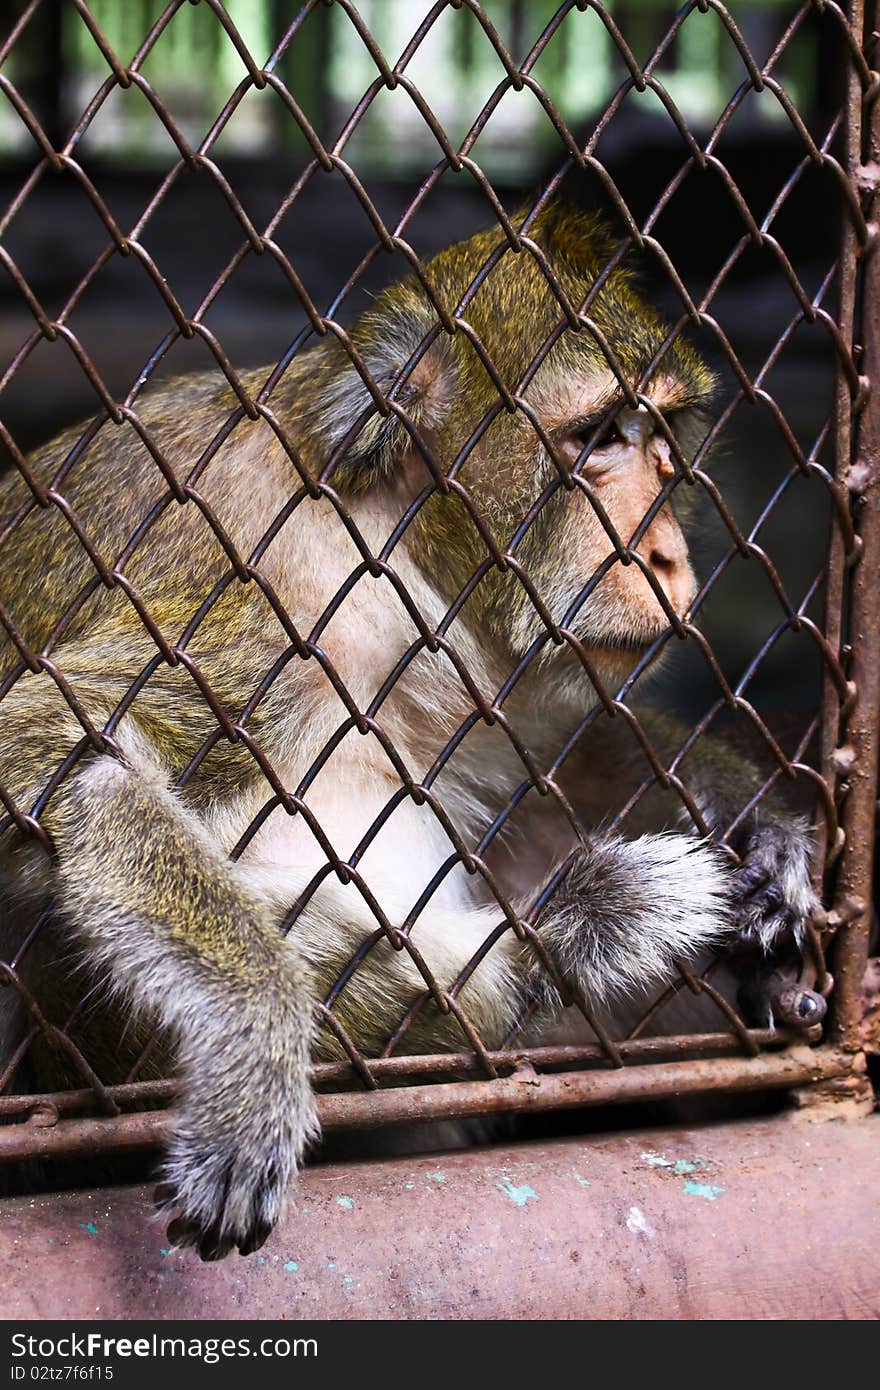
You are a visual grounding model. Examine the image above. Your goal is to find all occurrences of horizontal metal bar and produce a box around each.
[0,1046,856,1162]
[0,1025,822,1125]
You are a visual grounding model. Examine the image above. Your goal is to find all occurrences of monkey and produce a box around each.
[0,201,822,1260]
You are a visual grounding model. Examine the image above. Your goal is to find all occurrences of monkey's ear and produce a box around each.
[305,287,459,486]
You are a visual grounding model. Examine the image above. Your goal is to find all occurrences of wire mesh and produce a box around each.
[0,0,876,1156]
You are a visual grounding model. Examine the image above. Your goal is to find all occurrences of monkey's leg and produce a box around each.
[649,719,824,1028]
[247,866,522,1057]
[629,711,821,950]
[252,833,730,1051]
[520,833,732,1014]
[44,751,317,1260]
[566,714,823,1025]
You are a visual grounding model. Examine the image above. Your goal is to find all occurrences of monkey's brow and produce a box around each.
[560,403,635,440]
[553,398,626,438]
[562,398,688,438]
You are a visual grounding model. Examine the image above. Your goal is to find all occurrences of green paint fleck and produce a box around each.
[159,1248,171,1257]
[427,1172,446,1183]
[496,1178,538,1207]
[683,1181,725,1201]
[572,1172,590,1187]
[79,1222,98,1234]
[404,1182,415,1191]
[258,1257,266,1265]
[47,1237,54,1244]
[284,1260,298,1272]
[642,1151,711,1176]
[336,1195,354,1210]
[327,1261,336,1269]
[342,1275,353,1285]
[303,1208,312,1215]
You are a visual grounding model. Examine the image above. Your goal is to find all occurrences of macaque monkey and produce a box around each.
[0,202,820,1259]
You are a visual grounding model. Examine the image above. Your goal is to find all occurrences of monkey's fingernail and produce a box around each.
[200,1230,234,1262]
[239,1223,272,1257]
[166,1218,190,1246]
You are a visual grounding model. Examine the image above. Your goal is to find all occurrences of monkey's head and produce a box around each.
[301,201,715,694]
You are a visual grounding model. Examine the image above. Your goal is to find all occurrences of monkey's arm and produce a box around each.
[51,748,317,1259]
[0,670,316,1260]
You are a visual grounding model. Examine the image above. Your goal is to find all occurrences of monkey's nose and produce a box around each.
[644,521,695,615]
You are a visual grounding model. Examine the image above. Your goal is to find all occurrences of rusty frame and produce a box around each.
[0,0,877,1165]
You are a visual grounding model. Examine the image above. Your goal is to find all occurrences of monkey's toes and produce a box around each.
[736,969,828,1031]
[771,983,826,1027]
[155,1144,286,1261]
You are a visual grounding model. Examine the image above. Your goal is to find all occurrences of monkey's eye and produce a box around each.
[593,418,628,449]
[570,418,627,452]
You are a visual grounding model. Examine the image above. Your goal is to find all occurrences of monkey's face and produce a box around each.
[320,202,712,695]
[529,380,699,681]
[427,360,703,690]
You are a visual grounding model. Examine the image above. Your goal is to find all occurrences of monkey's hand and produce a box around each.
[726,815,819,954]
[156,956,319,1262]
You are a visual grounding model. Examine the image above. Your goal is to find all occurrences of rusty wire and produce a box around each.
[0,0,877,1150]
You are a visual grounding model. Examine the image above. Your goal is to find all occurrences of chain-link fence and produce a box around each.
[0,0,877,1169]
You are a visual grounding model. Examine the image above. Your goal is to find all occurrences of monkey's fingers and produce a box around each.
[165,1216,238,1262]
[155,1152,277,1261]
[727,822,819,954]
[157,1192,271,1261]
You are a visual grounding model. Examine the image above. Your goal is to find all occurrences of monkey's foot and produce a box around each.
[157,1116,309,1261]
[728,820,820,954]
[156,1052,319,1260]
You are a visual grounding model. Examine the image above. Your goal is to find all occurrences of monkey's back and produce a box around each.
[0,370,290,679]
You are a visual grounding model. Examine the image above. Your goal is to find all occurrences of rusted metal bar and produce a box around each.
[314,1047,858,1129]
[1,1113,877,1320]
[818,0,865,886]
[0,1025,820,1124]
[0,1048,858,1161]
[830,0,880,1050]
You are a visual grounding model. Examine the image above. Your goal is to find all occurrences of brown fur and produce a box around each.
[0,203,815,1259]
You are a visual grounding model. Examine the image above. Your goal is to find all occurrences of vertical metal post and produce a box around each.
[830,0,880,1050]
[818,2,864,878]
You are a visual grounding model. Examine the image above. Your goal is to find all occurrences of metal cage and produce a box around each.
[0,0,877,1171]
